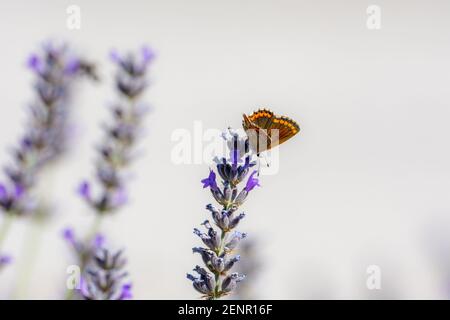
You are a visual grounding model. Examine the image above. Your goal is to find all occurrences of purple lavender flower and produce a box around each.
[81,248,131,300]
[119,283,133,300]
[188,129,258,299]
[78,47,153,214]
[244,171,260,192]
[3,44,91,210]
[0,183,25,212]
[201,170,218,191]
[65,46,154,299]
[0,254,12,270]
[0,42,95,265]
[62,227,105,268]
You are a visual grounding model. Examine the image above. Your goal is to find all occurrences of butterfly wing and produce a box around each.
[242,109,274,154]
[244,108,274,130]
[267,115,300,146]
[243,108,300,154]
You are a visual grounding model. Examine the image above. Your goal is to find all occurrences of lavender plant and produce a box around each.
[0,43,95,266]
[64,229,131,300]
[64,46,154,299]
[187,130,260,299]
[77,46,154,217]
[81,248,132,300]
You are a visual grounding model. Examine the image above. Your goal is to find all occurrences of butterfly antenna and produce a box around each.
[261,153,271,168]
[256,157,261,177]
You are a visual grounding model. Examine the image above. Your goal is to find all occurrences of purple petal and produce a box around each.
[78,181,91,200]
[201,170,218,191]
[64,58,80,75]
[244,171,260,192]
[0,255,12,265]
[26,54,41,72]
[62,228,75,245]
[109,49,121,63]
[141,46,155,64]
[14,184,24,198]
[80,276,88,295]
[93,234,105,248]
[0,184,7,200]
[119,283,132,300]
[112,188,128,207]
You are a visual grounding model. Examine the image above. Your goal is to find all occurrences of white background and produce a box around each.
[0,0,450,299]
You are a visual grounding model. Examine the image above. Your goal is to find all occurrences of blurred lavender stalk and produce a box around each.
[64,46,154,300]
[82,248,132,300]
[0,43,96,269]
[187,130,260,299]
[64,230,131,300]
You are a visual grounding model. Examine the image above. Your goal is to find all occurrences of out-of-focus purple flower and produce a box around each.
[64,58,80,75]
[26,54,41,72]
[93,234,105,249]
[0,42,95,276]
[111,46,154,81]
[78,181,91,201]
[77,46,152,215]
[81,248,130,300]
[1,42,94,219]
[63,227,106,269]
[14,184,24,198]
[0,183,25,212]
[0,184,7,201]
[141,46,155,64]
[0,254,12,271]
[111,188,128,208]
[109,49,121,63]
[119,283,133,300]
[63,227,75,245]
[0,255,12,266]
[67,46,153,299]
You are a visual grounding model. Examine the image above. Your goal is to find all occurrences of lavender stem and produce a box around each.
[212,230,228,299]
[0,215,14,253]
[85,214,103,246]
[12,216,44,298]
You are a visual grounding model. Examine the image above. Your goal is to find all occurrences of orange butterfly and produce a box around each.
[242,108,300,154]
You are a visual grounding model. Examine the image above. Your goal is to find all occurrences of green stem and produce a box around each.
[12,215,45,298]
[85,214,103,245]
[0,214,14,254]
[212,230,228,299]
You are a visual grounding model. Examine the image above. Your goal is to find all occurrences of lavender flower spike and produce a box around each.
[78,46,154,214]
[0,42,95,265]
[65,46,154,299]
[188,129,259,299]
[81,248,131,300]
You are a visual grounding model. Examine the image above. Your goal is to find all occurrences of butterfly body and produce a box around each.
[242,108,300,154]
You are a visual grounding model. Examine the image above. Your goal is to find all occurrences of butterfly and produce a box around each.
[242,108,300,155]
